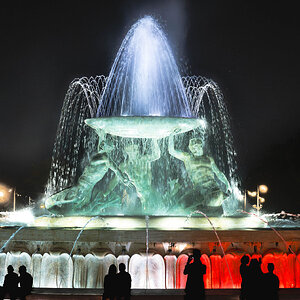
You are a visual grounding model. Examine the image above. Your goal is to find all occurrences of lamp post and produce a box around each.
[6,187,15,211]
[246,184,268,216]
[13,188,16,212]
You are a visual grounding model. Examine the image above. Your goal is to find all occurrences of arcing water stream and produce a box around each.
[239,210,300,265]
[0,214,52,254]
[188,210,234,287]
[0,226,24,254]
[69,216,101,259]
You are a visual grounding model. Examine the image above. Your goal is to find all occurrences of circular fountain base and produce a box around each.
[32,215,264,230]
[85,116,204,138]
[0,215,299,290]
[1,215,299,245]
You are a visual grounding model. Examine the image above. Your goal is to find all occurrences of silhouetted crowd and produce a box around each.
[183,249,280,300]
[0,262,131,300]
[103,263,132,300]
[240,255,279,300]
[0,265,33,300]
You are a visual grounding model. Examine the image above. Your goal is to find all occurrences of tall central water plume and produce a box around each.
[97,16,192,118]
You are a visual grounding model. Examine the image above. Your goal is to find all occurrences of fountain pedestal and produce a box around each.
[85,116,204,139]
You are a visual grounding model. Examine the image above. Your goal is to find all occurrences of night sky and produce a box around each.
[0,1,299,213]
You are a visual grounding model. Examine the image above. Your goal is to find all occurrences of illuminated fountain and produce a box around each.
[0,16,299,292]
[45,16,238,217]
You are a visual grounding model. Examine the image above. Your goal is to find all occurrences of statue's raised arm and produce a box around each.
[168,134,189,162]
[109,156,134,189]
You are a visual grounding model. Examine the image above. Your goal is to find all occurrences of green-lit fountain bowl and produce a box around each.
[85,116,205,139]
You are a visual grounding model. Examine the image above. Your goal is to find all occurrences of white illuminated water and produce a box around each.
[164,254,177,288]
[97,16,192,118]
[129,253,165,288]
[0,252,166,289]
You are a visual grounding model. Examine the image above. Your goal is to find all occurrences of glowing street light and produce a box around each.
[259,184,268,194]
[0,184,12,205]
[247,191,257,197]
[246,184,268,215]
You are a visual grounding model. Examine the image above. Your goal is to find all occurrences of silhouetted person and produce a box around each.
[184,249,206,300]
[18,265,33,300]
[262,263,279,300]
[0,265,19,300]
[116,263,131,300]
[239,255,250,300]
[246,258,264,300]
[103,264,117,300]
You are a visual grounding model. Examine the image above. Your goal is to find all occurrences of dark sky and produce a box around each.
[0,0,299,213]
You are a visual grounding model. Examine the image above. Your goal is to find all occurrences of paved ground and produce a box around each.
[11,288,297,300]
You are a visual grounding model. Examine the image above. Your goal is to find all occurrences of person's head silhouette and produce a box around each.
[241,255,250,265]
[249,258,261,273]
[193,249,201,261]
[108,264,117,276]
[119,263,126,272]
[7,265,14,273]
[267,263,275,273]
[19,265,26,275]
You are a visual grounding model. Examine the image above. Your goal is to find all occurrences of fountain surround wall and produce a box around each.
[0,220,299,289]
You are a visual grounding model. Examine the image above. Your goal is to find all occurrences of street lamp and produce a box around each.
[0,185,33,211]
[246,184,268,215]
[0,184,12,205]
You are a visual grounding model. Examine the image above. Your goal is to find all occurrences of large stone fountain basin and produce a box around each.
[85,116,204,139]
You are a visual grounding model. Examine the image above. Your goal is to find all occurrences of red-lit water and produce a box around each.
[175,252,299,289]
